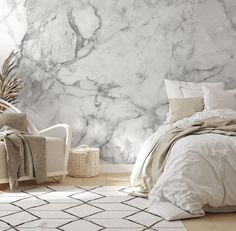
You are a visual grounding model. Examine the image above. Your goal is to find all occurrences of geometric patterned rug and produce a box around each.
[0,186,187,230]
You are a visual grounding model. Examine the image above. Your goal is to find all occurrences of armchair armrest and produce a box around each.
[38,124,72,170]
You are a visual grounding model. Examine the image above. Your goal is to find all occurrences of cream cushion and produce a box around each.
[0,113,28,132]
[164,79,225,99]
[169,97,204,122]
[0,137,65,179]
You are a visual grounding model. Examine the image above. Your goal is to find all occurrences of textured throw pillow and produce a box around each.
[203,86,236,111]
[164,79,225,99]
[169,97,204,122]
[0,113,28,132]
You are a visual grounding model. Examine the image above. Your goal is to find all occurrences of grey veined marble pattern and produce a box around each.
[0,0,236,163]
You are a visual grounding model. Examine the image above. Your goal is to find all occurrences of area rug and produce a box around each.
[0,186,187,230]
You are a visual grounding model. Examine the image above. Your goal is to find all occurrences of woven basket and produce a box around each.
[68,145,100,177]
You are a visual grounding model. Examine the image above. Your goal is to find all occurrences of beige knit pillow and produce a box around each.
[169,97,204,122]
[0,113,28,132]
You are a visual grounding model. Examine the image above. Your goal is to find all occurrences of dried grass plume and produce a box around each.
[0,51,23,109]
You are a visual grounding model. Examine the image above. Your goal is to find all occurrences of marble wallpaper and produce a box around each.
[0,0,236,164]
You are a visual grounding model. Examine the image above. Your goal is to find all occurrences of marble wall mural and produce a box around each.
[0,0,236,164]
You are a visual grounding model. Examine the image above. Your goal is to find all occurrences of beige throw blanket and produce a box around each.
[140,117,236,195]
[0,126,47,190]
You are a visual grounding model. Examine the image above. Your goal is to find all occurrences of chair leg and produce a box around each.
[52,175,65,183]
[60,175,66,182]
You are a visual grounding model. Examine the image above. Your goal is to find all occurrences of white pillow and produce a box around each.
[203,85,236,111]
[180,87,202,98]
[164,79,225,99]
[227,89,236,95]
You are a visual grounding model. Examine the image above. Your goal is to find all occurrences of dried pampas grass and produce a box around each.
[0,51,23,110]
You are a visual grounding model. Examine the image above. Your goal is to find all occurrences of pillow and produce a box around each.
[180,87,202,98]
[168,97,204,122]
[227,89,236,96]
[203,86,236,111]
[0,113,28,132]
[164,79,225,99]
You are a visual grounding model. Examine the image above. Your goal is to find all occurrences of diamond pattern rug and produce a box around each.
[0,186,187,231]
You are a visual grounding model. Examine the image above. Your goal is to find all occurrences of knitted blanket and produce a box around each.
[0,126,46,190]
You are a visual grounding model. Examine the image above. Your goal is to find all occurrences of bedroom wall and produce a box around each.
[0,0,236,164]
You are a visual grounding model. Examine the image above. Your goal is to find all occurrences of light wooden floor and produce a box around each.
[1,173,236,231]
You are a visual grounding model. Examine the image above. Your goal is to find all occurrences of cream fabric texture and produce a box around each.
[0,113,27,132]
[168,97,204,122]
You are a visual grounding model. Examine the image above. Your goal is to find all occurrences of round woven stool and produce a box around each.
[68,145,100,177]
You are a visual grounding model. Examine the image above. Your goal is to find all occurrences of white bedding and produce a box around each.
[131,109,236,220]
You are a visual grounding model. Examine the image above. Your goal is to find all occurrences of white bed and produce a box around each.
[131,108,236,220]
[131,80,236,220]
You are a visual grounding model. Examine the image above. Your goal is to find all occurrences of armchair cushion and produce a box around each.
[0,113,27,132]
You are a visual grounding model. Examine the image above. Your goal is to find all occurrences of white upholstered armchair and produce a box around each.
[0,99,72,184]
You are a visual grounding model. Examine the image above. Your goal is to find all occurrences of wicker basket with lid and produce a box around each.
[68,145,100,177]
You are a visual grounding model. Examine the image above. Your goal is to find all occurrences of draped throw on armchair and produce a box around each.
[0,99,72,184]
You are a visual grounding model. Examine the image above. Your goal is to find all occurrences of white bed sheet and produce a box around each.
[131,109,236,220]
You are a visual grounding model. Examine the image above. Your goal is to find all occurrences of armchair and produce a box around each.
[0,99,72,184]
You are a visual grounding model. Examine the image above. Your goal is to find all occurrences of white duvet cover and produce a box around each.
[131,109,236,220]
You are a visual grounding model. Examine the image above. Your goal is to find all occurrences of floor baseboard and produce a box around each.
[100,164,133,173]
